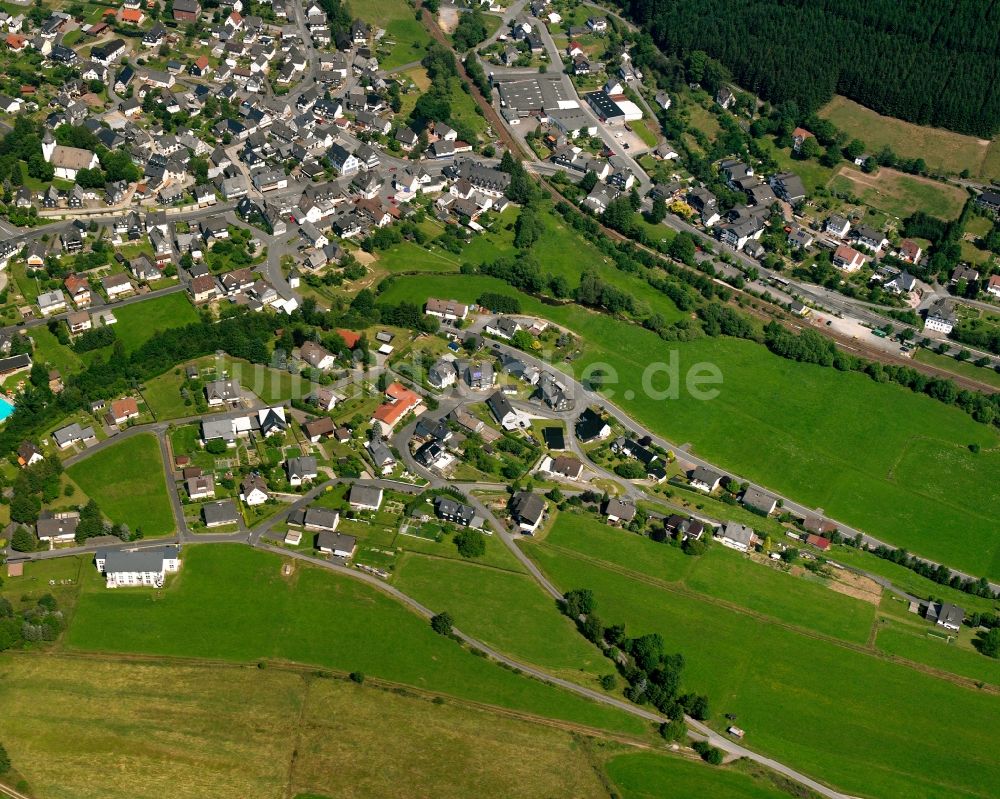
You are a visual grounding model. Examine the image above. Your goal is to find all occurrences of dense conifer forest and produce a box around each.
[617,0,1000,137]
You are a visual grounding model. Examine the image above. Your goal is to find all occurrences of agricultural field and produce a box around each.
[64,545,648,736]
[66,433,175,537]
[874,620,1000,686]
[828,165,968,220]
[0,654,632,799]
[525,543,1000,799]
[541,512,878,646]
[112,293,200,354]
[818,95,996,180]
[379,274,1000,579]
[606,752,792,799]
[392,551,609,682]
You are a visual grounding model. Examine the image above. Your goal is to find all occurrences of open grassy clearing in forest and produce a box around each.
[378,274,1000,580]
[64,545,648,737]
[828,165,968,220]
[819,95,994,179]
[524,544,1000,799]
[112,292,200,354]
[66,433,175,537]
[392,551,609,683]
[0,654,635,799]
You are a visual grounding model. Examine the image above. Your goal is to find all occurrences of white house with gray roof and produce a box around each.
[95,545,181,588]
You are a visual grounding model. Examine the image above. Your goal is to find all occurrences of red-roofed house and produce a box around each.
[832,245,865,273]
[987,274,1000,298]
[805,533,831,551]
[899,239,922,263]
[792,127,814,152]
[372,382,422,435]
[191,55,211,76]
[106,397,140,425]
[5,34,28,52]
[336,328,361,349]
[64,274,92,307]
[121,6,145,23]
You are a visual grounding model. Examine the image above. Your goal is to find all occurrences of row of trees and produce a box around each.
[616,0,1000,136]
[562,589,709,727]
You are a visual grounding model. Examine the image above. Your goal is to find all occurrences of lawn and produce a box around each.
[64,545,648,737]
[66,433,175,537]
[112,293,200,354]
[819,95,993,179]
[874,621,1000,686]
[542,512,878,646]
[605,752,792,799]
[828,165,968,220]
[913,347,1000,390]
[760,138,836,195]
[0,654,614,799]
[368,0,432,71]
[379,274,1000,580]
[526,545,1000,799]
[30,325,84,377]
[142,368,195,420]
[629,118,658,148]
[392,551,608,682]
[375,239,465,273]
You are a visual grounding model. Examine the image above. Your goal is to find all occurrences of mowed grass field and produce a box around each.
[379,274,1000,579]
[112,292,200,354]
[819,95,995,179]
[0,655,625,799]
[368,0,432,70]
[543,513,878,645]
[605,752,791,799]
[828,165,968,220]
[64,545,648,737]
[392,551,609,683]
[66,433,175,536]
[523,538,1000,799]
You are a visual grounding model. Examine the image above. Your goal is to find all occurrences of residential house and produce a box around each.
[575,408,610,442]
[106,397,140,426]
[240,473,268,505]
[36,515,79,544]
[186,474,216,500]
[372,382,421,435]
[285,456,318,486]
[433,495,476,526]
[316,530,356,558]
[689,466,722,493]
[95,545,181,588]
[52,422,96,449]
[604,497,636,524]
[348,484,383,512]
[742,486,777,516]
[924,299,956,334]
[486,391,530,430]
[719,522,757,552]
[201,500,240,527]
[925,601,964,632]
[540,454,584,481]
[832,245,865,273]
[300,340,335,370]
[204,379,241,407]
[509,491,545,534]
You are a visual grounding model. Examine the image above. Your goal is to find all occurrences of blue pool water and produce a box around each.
[0,396,14,422]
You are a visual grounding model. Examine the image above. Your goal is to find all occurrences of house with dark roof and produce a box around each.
[433,495,476,526]
[575,408,610,442]
[741,486,777,516]
[202,500,240,527]
[509,491,546,534]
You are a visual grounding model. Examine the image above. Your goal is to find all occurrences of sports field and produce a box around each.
[379,274,1000,579]
[819,95,996,180]
[112,293,200,354]
[828,166,967,220]
[524,540,1000,799]
[0,654,628,799]
[64,545,648,737]
[66,433,175,537]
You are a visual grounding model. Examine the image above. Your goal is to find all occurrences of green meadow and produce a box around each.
[65,545,649,737]
[606,752,793,799]
[113,293,200,353]
[379,274,1000,579]
[392,551,608,683]
[66,433,175,537]
[524,543,1000,799]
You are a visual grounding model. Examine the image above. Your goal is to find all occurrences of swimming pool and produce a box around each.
[0,396,14,423]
